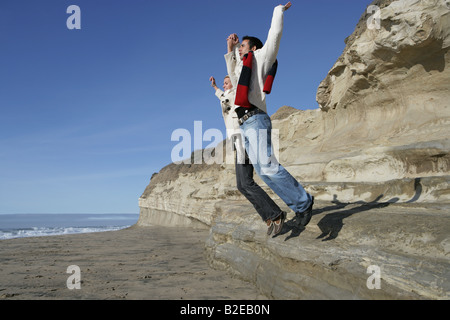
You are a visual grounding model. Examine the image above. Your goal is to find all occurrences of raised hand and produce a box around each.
[209,76,218,89]
[227,33,239,53]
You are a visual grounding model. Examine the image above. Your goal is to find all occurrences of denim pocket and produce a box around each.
[243,116,257,126]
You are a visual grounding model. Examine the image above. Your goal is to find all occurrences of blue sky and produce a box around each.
[0,0,371,214]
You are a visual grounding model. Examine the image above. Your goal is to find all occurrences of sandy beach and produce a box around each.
[0,225,265,300]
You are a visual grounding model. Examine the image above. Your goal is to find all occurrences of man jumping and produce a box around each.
[224,2,314,236]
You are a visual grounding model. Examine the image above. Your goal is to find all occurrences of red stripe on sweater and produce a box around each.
[263,75,275,94]
[235,52,253,108]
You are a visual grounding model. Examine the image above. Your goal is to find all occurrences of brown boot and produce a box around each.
[266,220,274,236]
[272,211,286,236]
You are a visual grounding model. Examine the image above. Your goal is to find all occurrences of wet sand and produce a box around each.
[0,225,265,300]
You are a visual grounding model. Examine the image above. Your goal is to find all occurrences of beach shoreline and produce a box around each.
[0,225,265,300]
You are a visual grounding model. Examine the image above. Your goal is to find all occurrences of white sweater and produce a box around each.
[214,88,246,162]
[224,5,286,113]
[214,88,240,138]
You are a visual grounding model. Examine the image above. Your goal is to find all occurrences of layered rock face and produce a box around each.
[138,0,450,299]
[312,0,450,197]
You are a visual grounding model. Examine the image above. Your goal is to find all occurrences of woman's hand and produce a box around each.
[209,76,218,90]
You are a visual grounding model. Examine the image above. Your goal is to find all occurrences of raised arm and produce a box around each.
[224,33,241,88]
[259,2,291,70]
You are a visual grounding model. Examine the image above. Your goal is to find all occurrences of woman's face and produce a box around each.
[223,77,233,91]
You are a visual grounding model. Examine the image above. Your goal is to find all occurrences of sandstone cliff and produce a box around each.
[138,0,450,299]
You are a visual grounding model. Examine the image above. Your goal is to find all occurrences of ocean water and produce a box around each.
[0,213,139,240]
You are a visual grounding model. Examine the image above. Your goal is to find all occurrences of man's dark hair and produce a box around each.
[243,36,263,50]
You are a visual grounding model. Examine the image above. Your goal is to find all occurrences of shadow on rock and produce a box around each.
[277,178,422,242]
[315,194,394,241]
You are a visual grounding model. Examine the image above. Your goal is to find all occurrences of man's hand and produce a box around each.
[227,33,239,53]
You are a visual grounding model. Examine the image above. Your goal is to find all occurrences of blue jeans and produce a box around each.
[240,112,312,213]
